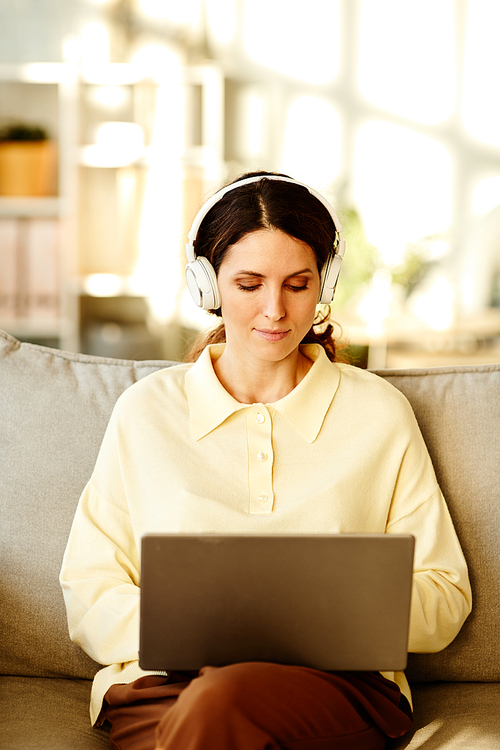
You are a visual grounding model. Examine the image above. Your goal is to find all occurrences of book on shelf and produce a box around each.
[0,217,60,325]
[24,218,60,320]
[0,218,17,321]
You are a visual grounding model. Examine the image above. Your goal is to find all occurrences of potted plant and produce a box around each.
[0,122,57,196]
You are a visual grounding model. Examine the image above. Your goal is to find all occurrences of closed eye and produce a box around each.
[237,282,309,292]
[237,283,261,291]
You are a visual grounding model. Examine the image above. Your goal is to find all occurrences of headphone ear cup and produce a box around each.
[185,256,221,310]
[318,251,343,304]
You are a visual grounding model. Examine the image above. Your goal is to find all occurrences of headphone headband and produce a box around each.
[186,174,343,263]
[185,174,345,310]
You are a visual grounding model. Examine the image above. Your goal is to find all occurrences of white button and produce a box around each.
[256,413,265,424]
[258,494,268,503]
[257,451,268,462]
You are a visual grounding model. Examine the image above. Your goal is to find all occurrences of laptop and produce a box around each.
[139,533,414,673]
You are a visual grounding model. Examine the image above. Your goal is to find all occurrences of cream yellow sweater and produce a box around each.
[60,344,472,724]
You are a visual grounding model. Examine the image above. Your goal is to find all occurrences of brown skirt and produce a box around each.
[99,663,413,750]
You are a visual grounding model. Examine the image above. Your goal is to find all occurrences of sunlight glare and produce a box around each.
[472,176,500,215]
[358,0,455,124]
[354,122,452,266]
[463,0,500,147]
[131,50,185,321]
[240,91,266,157]
[84,274,122,297]
[281,96,341,187]
[358,269,393,337]
[23,63,68,83]
[82,122,144,167]
[81,23,110,66]
[132,45,181,83]
[138,0,201,25]
[206,0,236,43]
[411,276,455,331]
[88,85,130,109]
[243,0,339,84]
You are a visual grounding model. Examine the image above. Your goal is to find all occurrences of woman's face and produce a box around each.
[216,228,321,368]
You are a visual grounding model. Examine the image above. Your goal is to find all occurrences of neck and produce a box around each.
[213,347,313,404]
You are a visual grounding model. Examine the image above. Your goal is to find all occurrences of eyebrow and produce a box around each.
[234,268,315,278]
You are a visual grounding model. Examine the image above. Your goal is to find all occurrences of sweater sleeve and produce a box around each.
[60,400,142,667]
[385,401,472,653]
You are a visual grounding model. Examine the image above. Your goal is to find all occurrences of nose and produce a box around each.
[263,285,285,321]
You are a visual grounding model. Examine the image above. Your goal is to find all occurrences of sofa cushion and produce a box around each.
[3,677,499,750]
[0,330,174,680]
[379,365,500,684]
[389,682,500,749]
[0,676,109,749]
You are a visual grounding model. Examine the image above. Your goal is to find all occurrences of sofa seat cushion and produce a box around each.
[390,682,500,749]
[0,676,109,750]
[2,677,500,749]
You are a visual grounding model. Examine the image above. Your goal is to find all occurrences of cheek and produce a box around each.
[296,295,318,321]
[220,290,254,324]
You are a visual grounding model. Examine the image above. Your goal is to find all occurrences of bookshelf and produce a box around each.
[0,63,78,349]
[0,60,224,355]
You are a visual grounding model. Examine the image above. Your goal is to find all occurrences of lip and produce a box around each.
[254,328,290,342]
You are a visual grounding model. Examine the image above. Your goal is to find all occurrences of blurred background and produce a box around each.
[1,0,500,368]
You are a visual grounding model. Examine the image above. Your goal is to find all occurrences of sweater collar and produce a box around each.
[186,343,340,443]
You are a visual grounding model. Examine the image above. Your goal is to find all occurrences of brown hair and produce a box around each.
[186,171,345,363]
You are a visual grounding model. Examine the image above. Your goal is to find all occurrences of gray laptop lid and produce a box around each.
[139,533,414,673]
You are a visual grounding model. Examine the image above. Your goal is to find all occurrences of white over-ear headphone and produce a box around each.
[185,174,345,310]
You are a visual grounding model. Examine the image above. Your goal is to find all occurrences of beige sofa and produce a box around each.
[1,328,499,749]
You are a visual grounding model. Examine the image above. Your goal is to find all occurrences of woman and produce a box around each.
[60,172,471,750]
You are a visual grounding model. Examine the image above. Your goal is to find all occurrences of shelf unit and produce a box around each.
[0,60,224,356]
[0,62,79,349]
